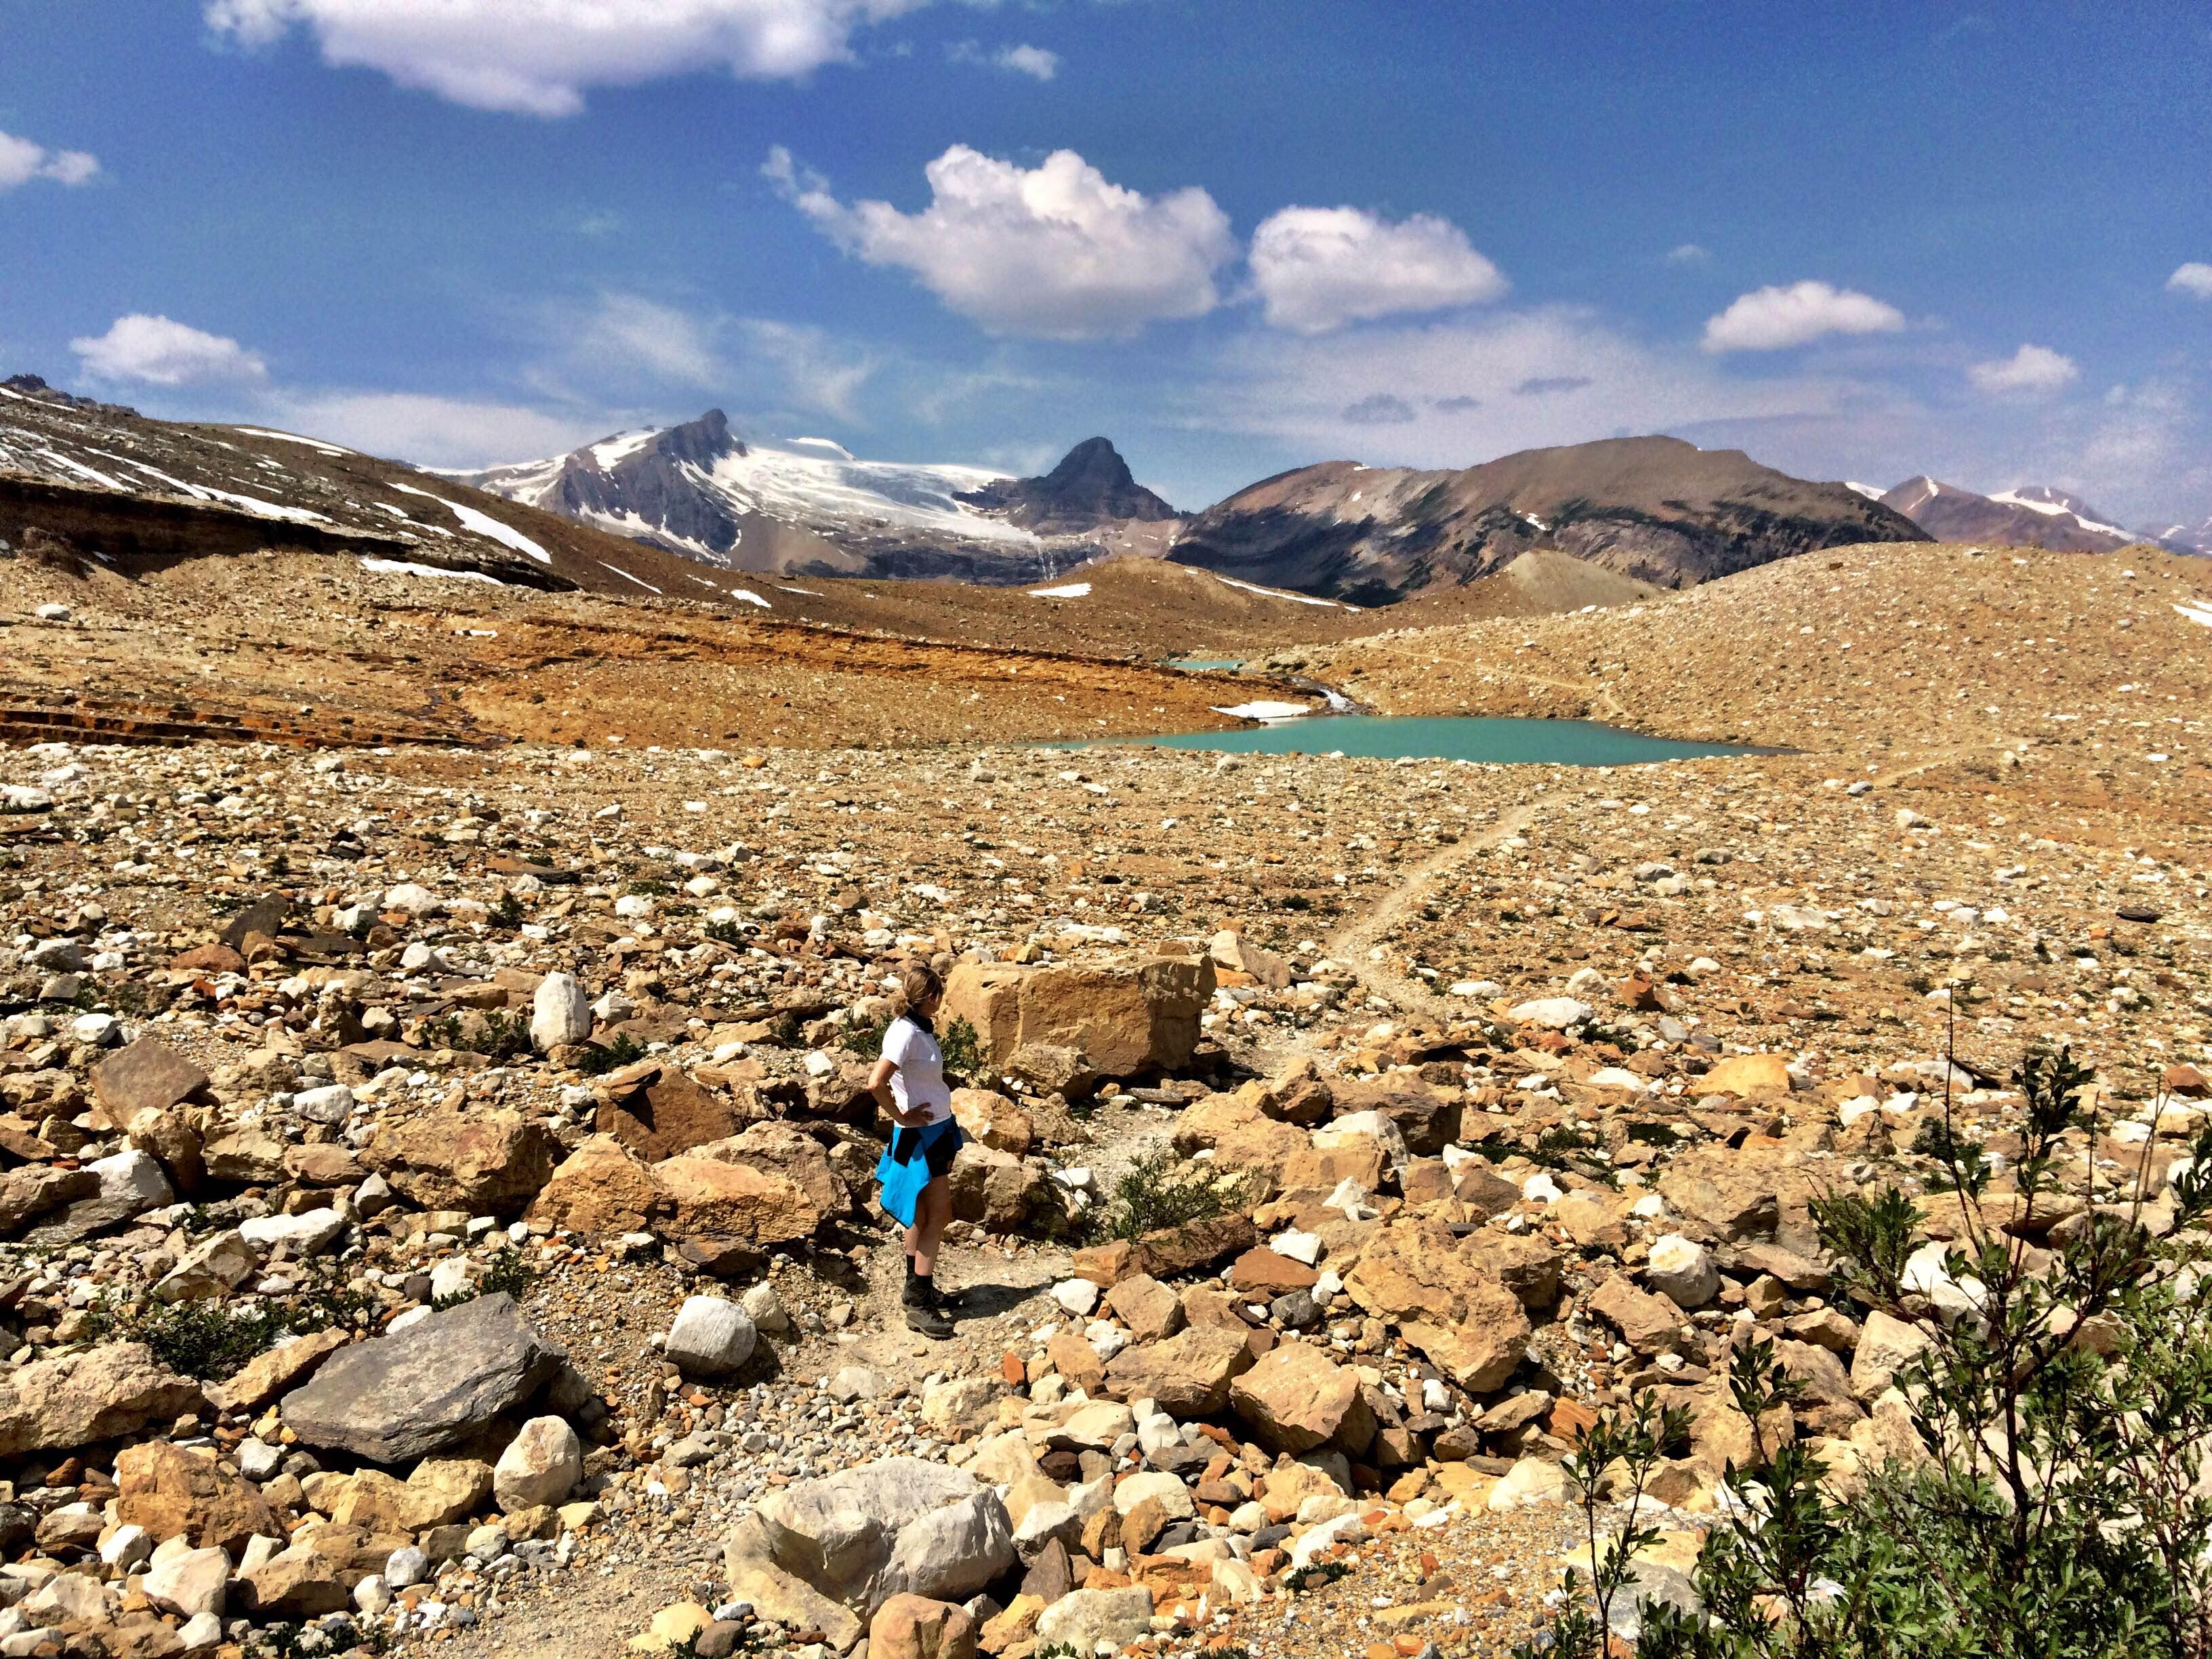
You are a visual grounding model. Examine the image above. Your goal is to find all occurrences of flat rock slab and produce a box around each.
[91,1036,209,1120]
[281,1293,562,1464]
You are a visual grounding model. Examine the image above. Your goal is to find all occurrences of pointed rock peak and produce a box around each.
[647,409,738,466]
[1042,436,1135,490]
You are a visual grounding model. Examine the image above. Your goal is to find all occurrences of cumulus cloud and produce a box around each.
[0,129,101,190]
[1967,342,2079,396]
[205,0,926,116]
[2168,262,2212,300]
[70,314,268,386]
[948,41,1058,79]
[767,143,1235,339]
[1700,280,1905,352]
[1249,205,1506,333]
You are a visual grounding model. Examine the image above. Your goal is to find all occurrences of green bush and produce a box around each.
[1520,1039,2212,1659]
[1085,1147,1250,1244]
[575,1031,648,1076]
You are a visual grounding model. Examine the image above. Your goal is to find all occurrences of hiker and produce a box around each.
[870,963,962,1338]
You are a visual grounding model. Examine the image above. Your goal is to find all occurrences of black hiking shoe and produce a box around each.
[903,1272,955,1338]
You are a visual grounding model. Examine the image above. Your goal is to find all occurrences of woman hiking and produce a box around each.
[869,964,962,1339]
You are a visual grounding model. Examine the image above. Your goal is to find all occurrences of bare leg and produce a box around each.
[911,1179,951,1277]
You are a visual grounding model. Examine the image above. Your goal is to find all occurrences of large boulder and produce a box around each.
[871,1595,977,1659]
[1103,1325,1253,1416]
[665,1296,758,1378]
[1229,1343,1375,1456]
[1401,1289,1531,1394]
[1033,1586,1153,1654]
[314,1459,490,1532]
[494,1417,581,1512]
[942,956,1214,1079]
[596,1065,741,1161]
[361,1108,559,1215]
[526,1134,667,1235]
[115,1442,280,1554]
[91,1037,208,1120]
[22,1148,173,1243]
[281,1292,563,1463]
[657,1155,827,1247]
[755,1458,1014,1616]
[723,1515,866,1652]
[695,1122,844,1221]
[0,1343,203,1456]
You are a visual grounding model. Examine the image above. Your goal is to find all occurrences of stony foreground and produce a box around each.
[0,541,2205,1659]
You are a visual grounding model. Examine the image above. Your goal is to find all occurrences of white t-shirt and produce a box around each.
[882,1015,952,1126]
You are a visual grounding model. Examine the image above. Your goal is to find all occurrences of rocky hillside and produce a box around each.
[1168,436,1925,605]
[1877,475,2144,553]
[0,374,741,600]
[458,420,1181,586]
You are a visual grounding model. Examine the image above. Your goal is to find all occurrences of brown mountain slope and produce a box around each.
[1879,476,2144,553]
[1169,434,1927,605]
[0,374,752,601]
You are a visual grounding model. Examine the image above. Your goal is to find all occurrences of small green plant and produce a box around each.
[481,1244,533,1298]
[1517,1028,2212,1659]
[625,878,672,896]
[1285,1560,1351,1593]
[575,1031,648,1076]
[939,1014,982,1078]
[841,1015,891,1057]
[1085,1147,1251,1244]
[420,1008,531,1061]
[766,1010,804,1048]
[491,890,525,928]
[704,917,745,945]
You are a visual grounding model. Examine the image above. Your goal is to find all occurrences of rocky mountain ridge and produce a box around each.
[457,419,1179,586]
[1876,475,2144,554]
[1165,436,1927,605]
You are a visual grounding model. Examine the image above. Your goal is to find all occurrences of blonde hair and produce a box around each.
[898,962,943,1013]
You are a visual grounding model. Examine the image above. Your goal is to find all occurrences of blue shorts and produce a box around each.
[876,1117,964,1229]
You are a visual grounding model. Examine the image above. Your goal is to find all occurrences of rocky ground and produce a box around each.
[0,537,2203,1659]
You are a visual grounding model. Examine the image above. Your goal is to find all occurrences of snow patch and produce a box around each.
[361,557,504,586]
[1215,573,1345,609]
[2175,600,2212,630]
[729,588,771,609]
[1028,582,1092,598]
[588,430,656,470]
[1845,481,1887,501]
[390,482,550,563]
[596,560,661,593]
[233,426,352,456]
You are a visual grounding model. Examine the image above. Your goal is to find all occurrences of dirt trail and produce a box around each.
[1320,800,1538,1025]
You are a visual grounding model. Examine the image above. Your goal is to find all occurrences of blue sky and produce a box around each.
[4,1,2210,526]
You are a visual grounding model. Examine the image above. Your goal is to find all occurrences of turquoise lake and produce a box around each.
[1079,714,1760,764]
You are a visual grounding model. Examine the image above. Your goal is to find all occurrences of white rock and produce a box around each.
[1269,1229,1323,1266]
[531,971,592,1052]
[739,1282,790,1333]
[144,1547,230,1619]
[1510,997,1593,1030]
[291,1082,356,1123]
[1051,1278,1101,1317]
[239,1208,346,1256]
[1643,1233,1719,1309]
[665,1295,758,1377]
[383,883,438,915]
[493,1416,583,1513]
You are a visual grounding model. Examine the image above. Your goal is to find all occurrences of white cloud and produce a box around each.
[1248,205,1507,333]
[733,318,878,422]
[995,43,1058,80]
[1663,243,1711,266]
[1967,342,2079,396]
[575,293,726,388]
[0,130,101,191]
[70,314,268,386]
[1700,280,1906,352]
[768,143,1235,339]
[2168,262,2212,300]
[271,390,613,468]
[205,0,926,117]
